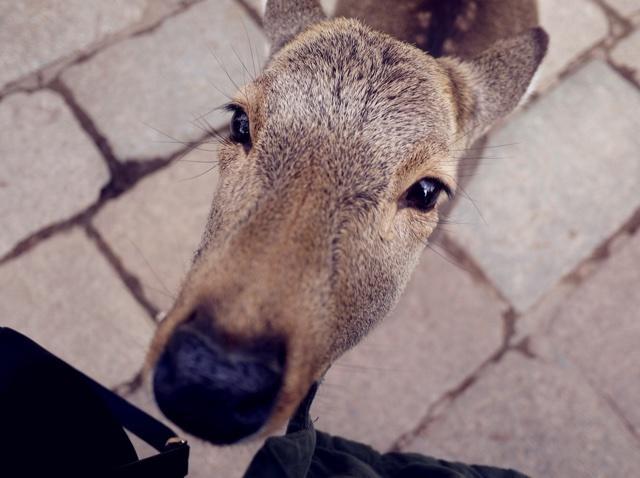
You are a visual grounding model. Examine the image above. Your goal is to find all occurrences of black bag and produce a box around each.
[0,327,189,478]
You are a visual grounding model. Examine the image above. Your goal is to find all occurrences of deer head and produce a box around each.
[148,0,548,444]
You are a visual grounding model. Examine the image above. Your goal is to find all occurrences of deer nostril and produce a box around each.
[152,313,286,444]
[183,305,215,335]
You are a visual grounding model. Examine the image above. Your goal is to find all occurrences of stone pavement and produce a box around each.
[1,1,639,477]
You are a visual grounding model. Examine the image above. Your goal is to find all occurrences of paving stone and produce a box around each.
[125,383,263,478]
[448,60,640,312]
[0,91,109,258]
[547,230,640,436]
[402,347,640,478]
[611,29,640,83]
[93,148,218,312]
[605,0,640,16]
[0,0,147,89]
[536,0,608,87]
[0,229,154,387]
[62,0,266,161]
[311,246,506,450]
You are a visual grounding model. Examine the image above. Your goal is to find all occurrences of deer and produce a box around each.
[147,0,548,446]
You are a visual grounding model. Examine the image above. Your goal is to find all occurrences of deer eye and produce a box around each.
[229,106,251,146]
[402,178,451,212]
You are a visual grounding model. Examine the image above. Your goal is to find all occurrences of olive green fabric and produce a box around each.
[244,385,529,478]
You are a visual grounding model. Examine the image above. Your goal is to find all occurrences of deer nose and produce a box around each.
[152,309,285,444]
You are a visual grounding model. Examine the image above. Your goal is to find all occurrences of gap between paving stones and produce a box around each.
[0,131,216,309]
[387,319,637,454]
[533,208,640,343]
[512,205,640,325]
[387,327,537,453]
[0,0,206,101]
[434,234,519,350]
[85,224,160,322]
[385,237,534,452]
[550,0,640,93]
[0,101,221,322]
[559,207,640,288]
[1,53,227,263]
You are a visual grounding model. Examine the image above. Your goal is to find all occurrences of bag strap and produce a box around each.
[88,377,179,452]
[85,373,190,477]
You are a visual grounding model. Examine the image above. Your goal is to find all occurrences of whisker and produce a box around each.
[425,242,470,274]
[439,217,472,226]
[441,171,487,226]
[451,142,518,152]
[153,141,218,151]
[209,46,241,91]
[128,239,175,300]
[230,44,253,82]
[448,113,487,150]
[142,283,177,299]
[176,158,218,164]
[143,122,227,157]
[241,19,258,78]
[207,77,234,102]
[448,156,507,161]
[178,163,218,182]
[143,121,201,146]
[192,101,232,123]
[209,46,251,106]
[189,115,232,147]
[333,362,396,373]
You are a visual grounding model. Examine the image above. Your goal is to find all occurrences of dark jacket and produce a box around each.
[244,385,529,478]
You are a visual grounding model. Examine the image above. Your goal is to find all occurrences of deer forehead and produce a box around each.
[243,19,457,177]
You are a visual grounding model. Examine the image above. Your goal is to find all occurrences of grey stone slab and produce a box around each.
[448,60,640,312]
[0,91,110,258]
[93,149,218,312]
[0,229,154,387]
[62,0,266,161]
[605,0,640,16]
[548,231,640,436]
[612,29,640,83]
[0,0,147,89]
[311,246,506,450]
[536,0,608,88]
[402,347,640,478]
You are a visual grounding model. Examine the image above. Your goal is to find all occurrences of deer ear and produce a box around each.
[264,0,326,55]
[440,27,549,142]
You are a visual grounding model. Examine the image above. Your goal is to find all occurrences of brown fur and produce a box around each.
[148,0,548,438]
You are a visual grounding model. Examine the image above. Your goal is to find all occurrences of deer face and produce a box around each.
[148,3,547,445]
